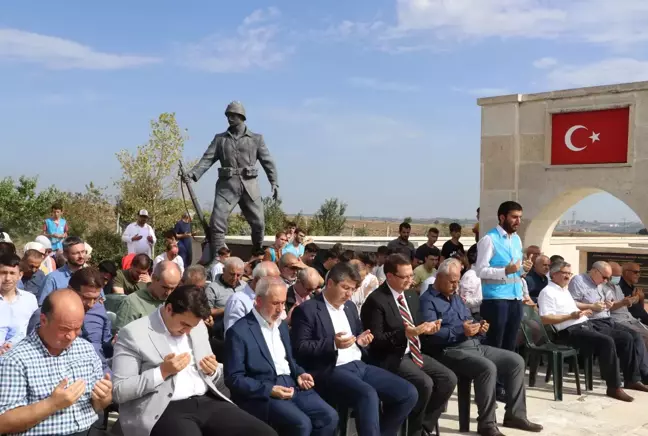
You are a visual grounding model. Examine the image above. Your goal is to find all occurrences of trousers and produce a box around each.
[396,354,456,436]
[436,340,527,431]
[316,361,418,436]
[268,375,338,436]
[150,394,277,436]
[480,299,523,351]
[208,180,264,260]
[559,319,640,389]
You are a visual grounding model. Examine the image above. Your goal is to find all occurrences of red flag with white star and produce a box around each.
[550,107,630,165]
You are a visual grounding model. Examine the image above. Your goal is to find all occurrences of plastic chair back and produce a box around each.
[520,304,551,347]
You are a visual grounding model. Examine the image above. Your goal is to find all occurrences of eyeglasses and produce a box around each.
[393,273,414,280]
[628,270,641,275]
[558,271,573,277]
[595,269,610,281]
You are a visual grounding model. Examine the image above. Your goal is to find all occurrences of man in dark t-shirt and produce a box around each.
[441,222,465,260]
[174,212,193,267]
[415,227,440,263]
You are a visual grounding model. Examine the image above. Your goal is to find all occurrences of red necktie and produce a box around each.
[397,295,424,368]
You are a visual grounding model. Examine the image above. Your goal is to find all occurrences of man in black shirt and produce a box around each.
[620,262,648,325]
[415,227,440,264]
[524,255,550,302]
[441,223,465,261]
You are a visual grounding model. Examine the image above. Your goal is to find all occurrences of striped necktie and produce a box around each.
[396,294,424,368]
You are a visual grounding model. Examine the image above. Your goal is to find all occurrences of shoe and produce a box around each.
[478,426,506,436]
[625,381,648,392]
[502,417,543,432]
[606,387,634,402]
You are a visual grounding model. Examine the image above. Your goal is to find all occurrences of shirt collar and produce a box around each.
[156,307,172,336]
[547,280,568,291]
[31,330,73,358]
[495,225,510,237]
[0,288,26,301]
[243,284,256,300]
[252,308,279,330]
[323,292,344,311]
[387,283,405,301]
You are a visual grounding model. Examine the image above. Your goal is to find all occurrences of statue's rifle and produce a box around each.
[178,160,211,244]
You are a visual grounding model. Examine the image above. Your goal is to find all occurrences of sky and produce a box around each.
[1,0,647,223]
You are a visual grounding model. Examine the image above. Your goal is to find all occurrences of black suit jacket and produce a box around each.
[291,292,366,379]
[360,283,423,372]
[285,285,297,316]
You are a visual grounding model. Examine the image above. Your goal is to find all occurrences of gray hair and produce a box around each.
[153,260,182,279]
[592,261,610,272]
[437,258,462,276]
[182,265,206,284]
[62,236,84,252]
[223,256,244,270]
[550,261,571,275]
[298,267,321,285]
[255,276,287,298]
[252,261,280,279]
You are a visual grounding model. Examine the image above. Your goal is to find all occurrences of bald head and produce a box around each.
[295,267,322,298]
[609,262,622,276]
[533,255,551,276]
[150,261,182,300]
[590,261,612,285]
[39,289,85,355]
[623,262,642,285]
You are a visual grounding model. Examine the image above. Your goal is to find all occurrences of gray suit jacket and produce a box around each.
[112,310,231,436]
[188,128,278,203]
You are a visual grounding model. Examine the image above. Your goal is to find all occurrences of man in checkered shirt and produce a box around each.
[0,289,113,436]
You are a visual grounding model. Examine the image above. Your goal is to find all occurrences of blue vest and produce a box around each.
[481,228,523,300]
[45,218,67,251]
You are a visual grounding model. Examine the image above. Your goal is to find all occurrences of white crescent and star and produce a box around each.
[564,125,600,152]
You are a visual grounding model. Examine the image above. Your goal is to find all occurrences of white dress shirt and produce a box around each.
[323,295,362,366]
[153,308,208,401]
[153,253,185,274]
[0,288,38,345]
[121,222,156,256]
[538,281,588,332]
[475,225,522,300]
[420,275,436,295]
[458,266,482,312]
[388,284,411,354]
[251,309,291,376]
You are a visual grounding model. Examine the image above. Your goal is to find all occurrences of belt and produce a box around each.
[482,277,522,285]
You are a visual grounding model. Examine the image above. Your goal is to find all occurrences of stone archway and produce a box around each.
[478,81,648,251]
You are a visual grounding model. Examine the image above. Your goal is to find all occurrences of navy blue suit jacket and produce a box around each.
[290,292,366,379]
[224,311,305,422]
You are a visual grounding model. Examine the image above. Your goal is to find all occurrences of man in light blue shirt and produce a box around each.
[284,229,306,258]
[223,261,280,334]
[0,254,39,348]
[38,236,87,305]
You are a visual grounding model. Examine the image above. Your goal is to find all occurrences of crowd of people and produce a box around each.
[0,200,647,436]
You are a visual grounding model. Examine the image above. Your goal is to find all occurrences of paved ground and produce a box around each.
[105,367,648,436]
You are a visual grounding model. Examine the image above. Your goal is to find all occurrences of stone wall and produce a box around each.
[478,81,648,252]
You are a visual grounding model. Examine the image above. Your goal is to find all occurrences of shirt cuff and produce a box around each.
[154,368,165,387]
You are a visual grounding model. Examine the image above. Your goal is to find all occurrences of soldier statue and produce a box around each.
[184,101,278,263]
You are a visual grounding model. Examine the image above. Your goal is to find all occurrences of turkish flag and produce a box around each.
[551,107,630,165]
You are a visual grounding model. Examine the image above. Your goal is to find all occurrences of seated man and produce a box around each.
[225,277,338,436]
[182,264,208,288]
[421,259,542,436]
[524,255,550,302]
[0,253,38,347]
[569,261,648,383]
[0,289,112,435]
[619,262,648,324]
[286,267,321,321]
[112,284,276,436]
[361,254,456,436]
[539,261,646,402]
[18,249,46,297]
[115,261,181,331]
[278,253,306,287]
[291,262,418,436]
[206,257,247,318]
[28,267,113,374]
[113,253,152,295]
[605,262,648,349]
[224,261,280,334]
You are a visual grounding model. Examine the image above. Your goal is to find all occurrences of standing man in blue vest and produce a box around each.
[476,201,532,353]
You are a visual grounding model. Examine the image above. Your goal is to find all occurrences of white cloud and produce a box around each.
[533,57,558,69]
[348,77,419,92]
[544,58,648,88]
[0,28,160,70]
[180,7,291,73]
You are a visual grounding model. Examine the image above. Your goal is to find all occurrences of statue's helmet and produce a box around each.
[225,101,246,120]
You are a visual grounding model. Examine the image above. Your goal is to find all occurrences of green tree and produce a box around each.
[227,214,252,236]
[85,228,124,265]
[403,216,413,224]
[310,198,347,236]
[62,182,115,237]
[0,176,61,238]
[355,225,369,237]
[263,197,287,236]
[115,112,189,234]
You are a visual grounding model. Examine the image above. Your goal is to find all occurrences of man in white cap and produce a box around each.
[34,236,56,275]
[121,209,157,258]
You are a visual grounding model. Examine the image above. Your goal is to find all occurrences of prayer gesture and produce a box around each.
[297,373,315,390]
[463,320,481,337]
[49,378,86,411]
[334,332,356,349]
[199,355,219,376]
[160,352,191,379]
[92,373,113,410]
[356,330,374,347]
[271,385,294,399]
